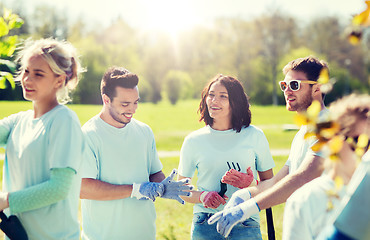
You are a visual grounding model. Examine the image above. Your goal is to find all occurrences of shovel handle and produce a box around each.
[0,211,7,221]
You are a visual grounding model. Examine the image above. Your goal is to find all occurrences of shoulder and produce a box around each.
[82,115,100,134]
[184,126,209,141]
[52,105,80,125]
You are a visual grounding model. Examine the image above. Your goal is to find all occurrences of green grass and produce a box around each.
[0,100,295,239]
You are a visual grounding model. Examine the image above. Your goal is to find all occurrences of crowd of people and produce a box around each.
[0,38,368,240]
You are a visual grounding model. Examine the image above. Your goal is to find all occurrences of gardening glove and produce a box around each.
[223,188,251,210]
[208,198,260,238]
[131,182,164,201]
[199,191,227,209]
[221,167,257,189]
[160,169,194,204]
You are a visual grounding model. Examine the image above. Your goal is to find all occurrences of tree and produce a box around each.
[0,8,23,99]
[163,70,193,105]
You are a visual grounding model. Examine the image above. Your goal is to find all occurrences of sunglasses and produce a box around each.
[279,80,317,92]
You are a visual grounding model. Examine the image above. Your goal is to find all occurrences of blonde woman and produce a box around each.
[0,38,84,239]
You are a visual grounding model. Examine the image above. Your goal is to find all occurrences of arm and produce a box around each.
[178,175,202,204]
[248,165,289,197]
[254,154,324,210]
[0,168,75,214]
[80,171,165,200]
[80,178,133,200]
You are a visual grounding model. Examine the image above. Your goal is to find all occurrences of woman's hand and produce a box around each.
[221,167,257,189]
[0,192,9,211]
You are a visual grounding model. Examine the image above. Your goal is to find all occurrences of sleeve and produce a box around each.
[282,192,313,240]
[47,111,84,172]
[255,131,275,172]
[147,128,163,175]
[0,113,20,146]
[80,134,100,179]
[178,136,196,178]
[9,167,75,214]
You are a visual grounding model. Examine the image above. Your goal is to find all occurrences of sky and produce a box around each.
[4,0,368,34]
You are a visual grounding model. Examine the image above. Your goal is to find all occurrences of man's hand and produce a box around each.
[208,198,260,238]
[131,182,164,201]
[160,169,193,204]
[223,188,251,210]
[200,191,227,209]
[221,167,256,189]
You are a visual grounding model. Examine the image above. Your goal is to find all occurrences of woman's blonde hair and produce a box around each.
[16,38,84,104]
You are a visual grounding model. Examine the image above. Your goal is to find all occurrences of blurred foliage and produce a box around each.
[0,7,23,98]
[1,2,369,104]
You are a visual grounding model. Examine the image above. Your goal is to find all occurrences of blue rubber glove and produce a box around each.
[223,188,251,210]
[131,182,164,201]
[160,169,193,204]
[208,198,260,238]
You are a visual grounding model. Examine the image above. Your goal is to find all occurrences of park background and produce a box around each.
[0,0,370,239]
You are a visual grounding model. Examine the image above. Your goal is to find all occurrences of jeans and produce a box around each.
[191,212,262,240]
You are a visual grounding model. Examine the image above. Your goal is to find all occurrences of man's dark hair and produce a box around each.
[100,66,139,100]
[283,56,328,81]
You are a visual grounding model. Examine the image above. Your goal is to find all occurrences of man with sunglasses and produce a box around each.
[208,56,330,238]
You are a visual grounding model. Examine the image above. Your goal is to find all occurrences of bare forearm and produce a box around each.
[80,178,133,200]
[180,190,202,204]
[255,155,324,210]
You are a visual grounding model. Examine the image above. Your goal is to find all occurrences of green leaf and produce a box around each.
[9,17,24,29]
[0,18,9,37]
[0,71,15,89]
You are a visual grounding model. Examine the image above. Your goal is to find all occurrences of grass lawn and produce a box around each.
[0,100,295,239]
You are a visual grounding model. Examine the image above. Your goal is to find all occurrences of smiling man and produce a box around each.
[208,56,330,238]
[79,67,192,240]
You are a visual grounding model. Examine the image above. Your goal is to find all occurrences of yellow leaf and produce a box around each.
[318,68,330,84]
[357,134,369,148]
[329,154,340,162]
[355,147,365,157]
[327,200,334,211]
[307,100,321,119]
[304,132,316,139]
[294,113,308,126]
[334,176,344,189]
[352,3,370,26]
[328,136,344,154]
[348,33,361,45]
[312,141,325,152]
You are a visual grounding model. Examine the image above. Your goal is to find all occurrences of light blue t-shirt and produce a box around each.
[81,116,163,240]
[179,125,275,222]
[285,109,328,173]
[0,105,84,240]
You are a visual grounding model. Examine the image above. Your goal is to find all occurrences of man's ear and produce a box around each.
[102,94,111,105]
[312,83,322,98]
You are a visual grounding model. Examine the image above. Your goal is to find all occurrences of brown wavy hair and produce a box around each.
[198,74,251,133]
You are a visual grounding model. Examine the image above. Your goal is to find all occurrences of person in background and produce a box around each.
[283,94,370,240]
[178,74,275,239]
[208,56,329,238]
[0,38,84,239]
[80,66,192,240]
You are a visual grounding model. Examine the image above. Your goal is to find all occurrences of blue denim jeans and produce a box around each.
[191,212,262,240]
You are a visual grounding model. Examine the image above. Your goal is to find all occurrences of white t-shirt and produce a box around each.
[283,174,346,240]
[179,125,275,222]
[0,105,84,240]
[81,116,163,240]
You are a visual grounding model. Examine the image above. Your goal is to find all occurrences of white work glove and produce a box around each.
[208,198,260,238]
[131,182,164,201]
[160,169,193,204]
[223,188,251,210]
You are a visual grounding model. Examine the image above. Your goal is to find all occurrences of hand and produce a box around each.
[208,198,260,238]
[0,192,9,211]
[223,188,251,210]
[221,167,256,189]
[131,182,164,201]
[160,169,194,204]
[200,191,227,209]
